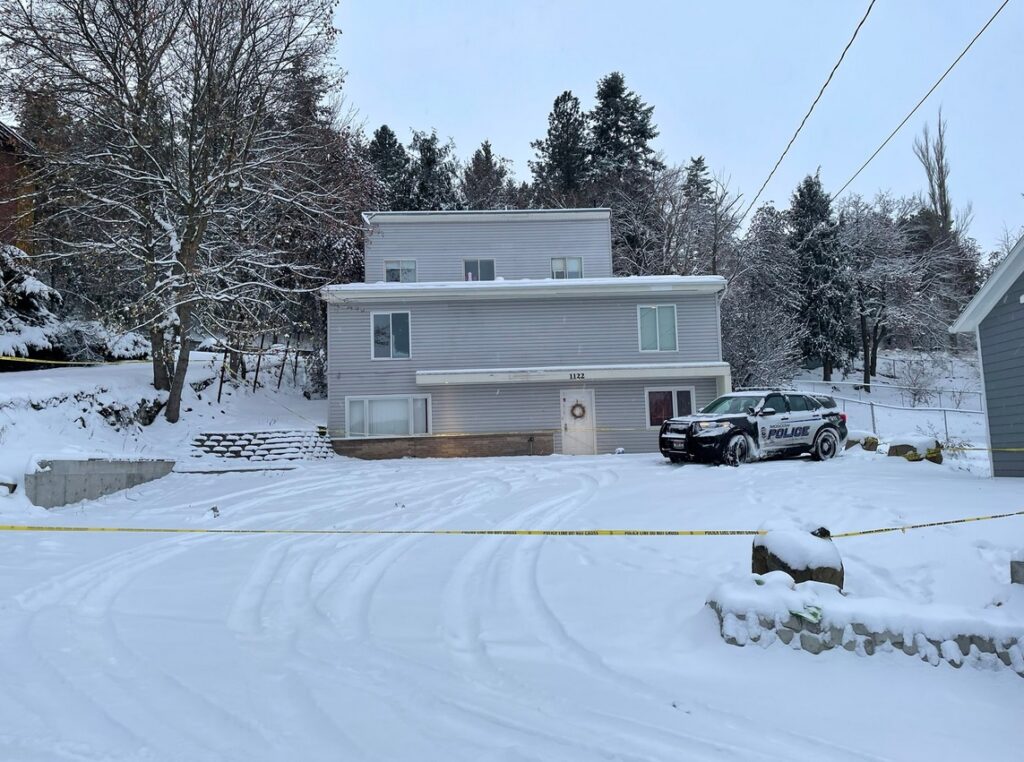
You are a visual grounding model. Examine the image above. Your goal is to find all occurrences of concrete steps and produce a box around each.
[191,429,333,462]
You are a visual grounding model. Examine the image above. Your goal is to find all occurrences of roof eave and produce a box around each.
[949,233,1024,333]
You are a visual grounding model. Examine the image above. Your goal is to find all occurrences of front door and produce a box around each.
[560,389,596,455]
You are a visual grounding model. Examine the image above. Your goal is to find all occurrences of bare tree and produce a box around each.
[1,0,350,421]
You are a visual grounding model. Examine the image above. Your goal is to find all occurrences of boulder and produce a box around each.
[752,527,845,589]
[861,436,879,452]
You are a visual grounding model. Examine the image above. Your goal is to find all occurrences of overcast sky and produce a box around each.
[335,0,1022,251]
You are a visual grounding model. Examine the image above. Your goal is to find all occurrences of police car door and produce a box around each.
[759,393,790,452]
[785,394,819,447]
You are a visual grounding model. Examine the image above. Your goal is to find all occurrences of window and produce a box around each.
[787,394,812,412]
[371,312,410,359]
[646,387,695,428]
[384,260,416,283]
[346,395,430,438]
[763,394,787,414]
[638,305,677,352]
[464,259,495,281]
[551,256,583,279]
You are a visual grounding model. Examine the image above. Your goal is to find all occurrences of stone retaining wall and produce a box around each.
[708,600,1024,677]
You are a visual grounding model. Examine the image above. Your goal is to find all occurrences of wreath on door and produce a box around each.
[570,402,586,419]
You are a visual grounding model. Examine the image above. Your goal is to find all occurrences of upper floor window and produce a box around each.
[372,311,410,359]
[551,257,583,279]
[464,259,495,281]
[384,260,416,283]
[637,305,677,352]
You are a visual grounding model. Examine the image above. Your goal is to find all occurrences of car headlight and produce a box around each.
[696,421,733,434]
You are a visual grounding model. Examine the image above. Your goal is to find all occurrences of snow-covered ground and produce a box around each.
[792,350,986,446]
[1,358,1022,760]
[1,451,1023,759]
[0,353,326,481]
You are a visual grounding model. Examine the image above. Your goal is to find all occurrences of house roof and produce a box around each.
[321,274,726,303]
[361,208,610,225]
[0,121,33,152]
[949,233,1024,333]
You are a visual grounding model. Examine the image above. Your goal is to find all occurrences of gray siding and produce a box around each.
[327,292,723,452]
[364,216,612,283]
[979,268,1024,477]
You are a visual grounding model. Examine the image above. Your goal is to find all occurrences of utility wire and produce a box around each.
[834,0,1011,197]
[740,0,876,221]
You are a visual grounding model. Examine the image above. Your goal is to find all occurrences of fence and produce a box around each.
[792,378,983,412]
[826,396,984,442]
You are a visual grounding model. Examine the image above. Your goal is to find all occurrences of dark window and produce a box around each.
[648,391,673,427]
[787,394,810,412]
[464,259,495,281]
[763,394,787,414]
[676,390,693,416]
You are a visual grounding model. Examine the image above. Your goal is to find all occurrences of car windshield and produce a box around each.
[700,395,762,415]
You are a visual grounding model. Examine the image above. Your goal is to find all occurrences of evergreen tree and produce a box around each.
[588,71,663,190]
[682,156,713,206]
[461,140,512,209]
[407,130,459,211]
[529,91,590,206]
[367,124,411,210]
[788,173,855,380]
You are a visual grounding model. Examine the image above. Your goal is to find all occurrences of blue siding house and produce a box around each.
[323,209,730,458]
[950,233,1024,477]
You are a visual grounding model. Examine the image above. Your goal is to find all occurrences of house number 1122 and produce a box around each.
[569,372,585,381]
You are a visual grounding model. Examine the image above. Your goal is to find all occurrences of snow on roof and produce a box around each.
[361,208,610,225]
[322,275,726,302]
[949,232,1024,333]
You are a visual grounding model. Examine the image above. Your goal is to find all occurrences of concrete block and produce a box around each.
[1011,560,1024,585]
[25,458,175,509]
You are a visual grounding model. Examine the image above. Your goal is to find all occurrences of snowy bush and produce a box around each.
[51,320,150,362]
[0,243,61,357]
[899,357,941,407]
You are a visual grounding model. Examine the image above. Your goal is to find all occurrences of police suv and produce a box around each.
[658,390,848,465]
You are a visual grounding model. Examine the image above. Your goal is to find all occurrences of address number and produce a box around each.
[569,372,585,380]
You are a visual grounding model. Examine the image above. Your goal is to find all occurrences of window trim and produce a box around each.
[462,257,496,281]
[344,394,432,439]
[369,310,412,361]
[551,256,584,280]
[383,258,417,283]
[636,304,678,352]
[644,385,697,429]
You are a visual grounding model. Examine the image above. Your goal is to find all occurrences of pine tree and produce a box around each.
[407,130,459,211]
[461,140,512,209]
[682,156,713,206]
[529,91,590,206]
[367,124,411,210]
[588,71,663,190]
[788,173,855,380]
[0,243,61,356]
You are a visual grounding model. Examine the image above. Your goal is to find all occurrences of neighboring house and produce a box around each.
[949,233,1024,477]
[0,121,33,250]
[323,208,730,458]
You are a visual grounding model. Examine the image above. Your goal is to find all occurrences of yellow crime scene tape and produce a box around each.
[0,510,1022,539]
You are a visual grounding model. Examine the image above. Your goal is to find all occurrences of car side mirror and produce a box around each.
[745,406,756,416]
[759,407,776,416]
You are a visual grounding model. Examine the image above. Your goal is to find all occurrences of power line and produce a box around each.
[740,0,876,221]
[834,0,1011,198]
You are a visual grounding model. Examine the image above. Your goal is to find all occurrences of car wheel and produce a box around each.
[724,433,750,466]
[812,428,840,461]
